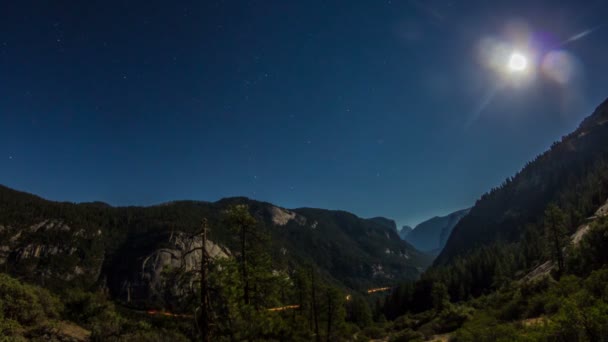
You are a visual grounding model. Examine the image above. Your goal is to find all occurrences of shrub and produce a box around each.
[0,273,64,339]
[362,325,384,339]
[389,328,424,342]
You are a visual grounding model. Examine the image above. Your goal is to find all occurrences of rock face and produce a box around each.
[368,217,398,232]
[0,219,104,283]
[399,225,413,240]
[0,184,432,307]
[593,199,608,217]
[404,209,470,253]
[268,206,306,226]
[522,197,608,283]
[118,231,230,306]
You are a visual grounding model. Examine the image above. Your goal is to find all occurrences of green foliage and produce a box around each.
[451,312,522,342]
[184,205,353,341]
[388,328,424,342]
[0,273,194,341]
[362,325,385,339]
[0,273,62,339]
[347,295,373,329]
[62,289,124,340]
[544,203,569,273]
[431,282,450,312]
[568,217,608,275]
[116,329,190,342]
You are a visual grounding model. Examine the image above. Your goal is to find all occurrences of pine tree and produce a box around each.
[544,203,568,274]
[225,205,258,306]
[431,282,450,312]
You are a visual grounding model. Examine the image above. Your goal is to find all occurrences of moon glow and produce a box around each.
[508,52,528,72]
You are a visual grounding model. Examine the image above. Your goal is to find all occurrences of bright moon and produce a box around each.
[508,52,528,72]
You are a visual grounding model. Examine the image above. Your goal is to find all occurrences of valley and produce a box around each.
[3,98,608,341]
[4,1,608,340]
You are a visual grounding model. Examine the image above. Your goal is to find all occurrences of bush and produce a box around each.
[434,305,473,333]
[117,329,190,342]
[389,328,424,342]
[524,294,547,318]
[450,312,521,342]
[568,218,608,275]
[583,267,608,300]
[362,325,384,339]
[0,273,63,324]
[392,315,416,331]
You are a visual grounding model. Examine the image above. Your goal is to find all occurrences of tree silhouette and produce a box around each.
[544,203,568,274]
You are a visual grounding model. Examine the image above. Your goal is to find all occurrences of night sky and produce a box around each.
[2,1,608,226]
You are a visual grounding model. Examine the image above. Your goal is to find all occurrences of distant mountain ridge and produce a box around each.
[399,225,413,240]
[0,184,431,307]
[402,209,470,253]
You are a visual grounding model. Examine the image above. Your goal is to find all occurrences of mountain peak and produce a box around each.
[399,225,413,240]
[367,217,398,232]
[402,208,470,253]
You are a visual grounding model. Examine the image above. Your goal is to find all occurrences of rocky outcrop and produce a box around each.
[118,231,230,307]
[0,219,104,283]
[268,206,306,226]
[522,198,608,283]
[593,199,608,218]
[14,244,77,261]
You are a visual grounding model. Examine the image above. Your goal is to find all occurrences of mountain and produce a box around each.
[0,184,431,308]
[379,97,608,340]
[403,208,470,253]
[436,97,608,265]
[399,225,413,240]
[368,216,399,232]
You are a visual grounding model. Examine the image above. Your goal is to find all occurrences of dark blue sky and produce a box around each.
[1,1,607,226]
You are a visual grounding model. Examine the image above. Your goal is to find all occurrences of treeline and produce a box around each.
[375,213,608,340]
[0,203,383,341]
[155,204,378,341]
[382,202,570,319]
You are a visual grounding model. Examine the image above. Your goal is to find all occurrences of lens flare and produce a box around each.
[541,50,579,85]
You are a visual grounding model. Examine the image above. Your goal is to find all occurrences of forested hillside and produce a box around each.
[0,185,434,340]
[0,184,430,294]
[365,97,608,340]
[436,98,608,266]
